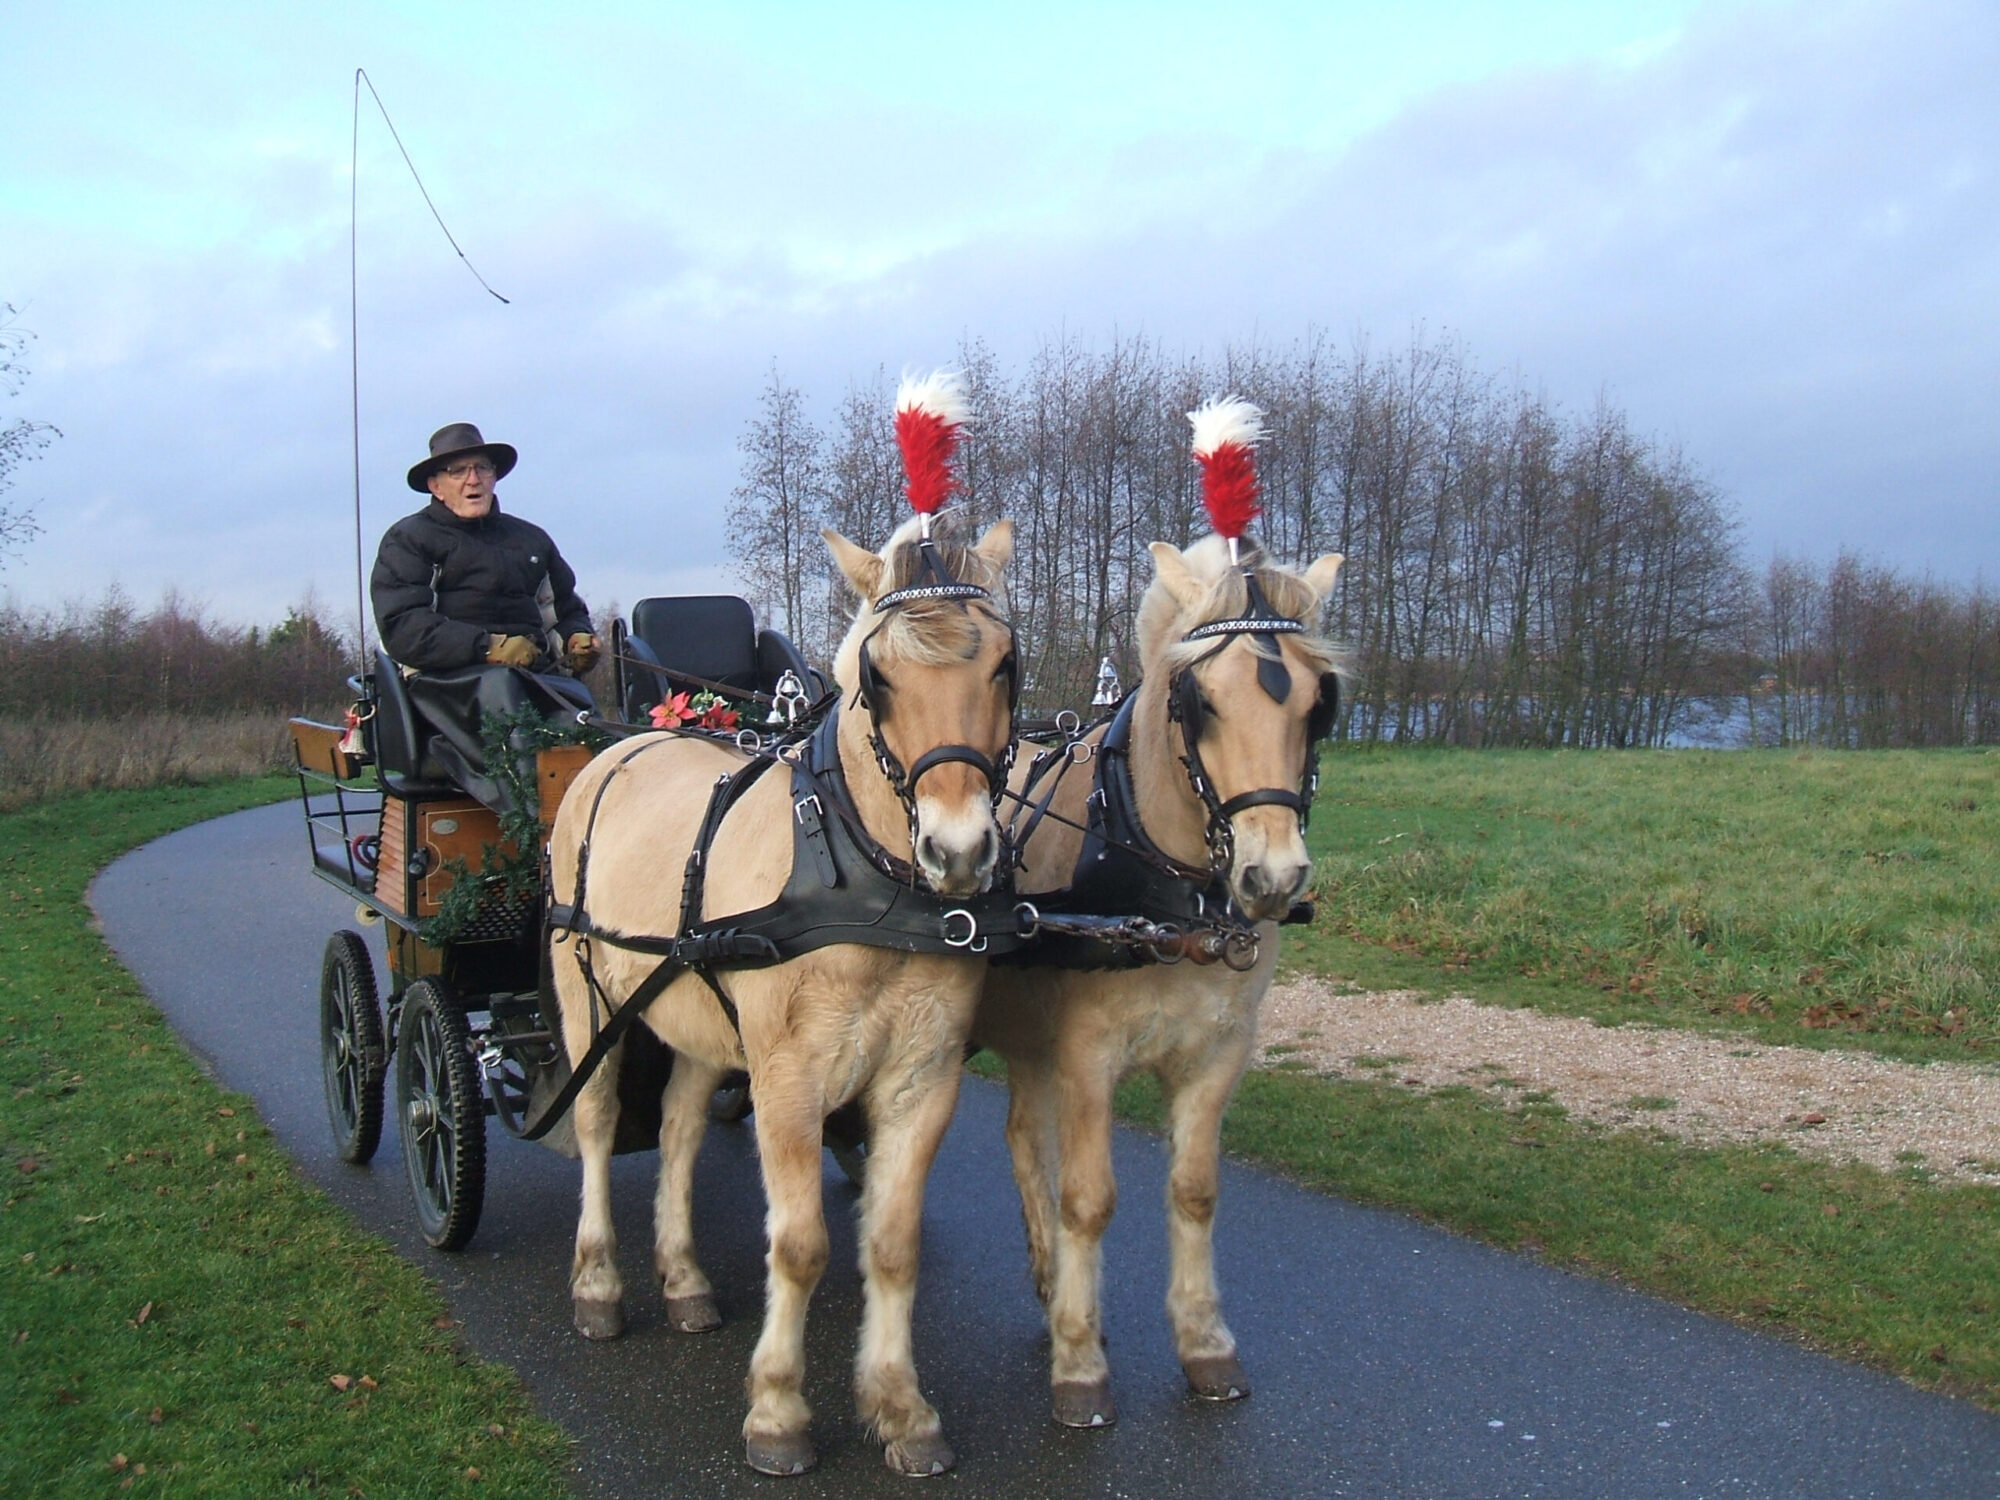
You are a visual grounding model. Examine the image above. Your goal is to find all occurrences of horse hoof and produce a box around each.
[745,1431,817,1476]
[1052,1379,1116,1428]
[665,1293,721,1333]
[1183,1354,1251,1401]
[883,1433,956,1477]
[572,1298,624,1341]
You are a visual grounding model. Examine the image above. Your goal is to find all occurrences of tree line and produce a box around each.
[0,590,354,719]
[729,329,1998,747]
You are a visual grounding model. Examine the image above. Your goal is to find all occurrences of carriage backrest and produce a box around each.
[369,650,459,797]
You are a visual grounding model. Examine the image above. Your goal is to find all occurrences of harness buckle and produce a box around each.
[942,907,986,951]
[794,793,824,824]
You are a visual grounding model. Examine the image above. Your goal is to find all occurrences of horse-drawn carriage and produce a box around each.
[289,592,832,1250]
[288,382,1345,1476]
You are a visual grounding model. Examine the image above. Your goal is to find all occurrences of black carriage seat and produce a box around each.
[617,595,826,722]
[367,649,462,799]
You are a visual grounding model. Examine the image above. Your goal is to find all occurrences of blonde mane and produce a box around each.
[836,515,1012,675]
[1139,534,1345,679]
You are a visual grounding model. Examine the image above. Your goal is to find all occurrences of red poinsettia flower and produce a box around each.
[649,692,694,729]
[698,702,740,731]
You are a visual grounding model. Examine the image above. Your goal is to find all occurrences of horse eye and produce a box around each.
[993,657,1016,681]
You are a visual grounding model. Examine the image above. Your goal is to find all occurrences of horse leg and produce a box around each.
[742,1065,828,1476]
[1163,1043,1253,1401]
[1001,1054,1061,1307]
[854,1060,961,1476]
[1047,1055,1118,1428]
[653,1051,722,1332]
[567,1034,627,1340]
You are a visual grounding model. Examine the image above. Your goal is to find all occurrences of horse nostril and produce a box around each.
[917,834,942,872]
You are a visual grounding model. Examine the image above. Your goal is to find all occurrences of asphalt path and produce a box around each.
[91,802,2000,1499]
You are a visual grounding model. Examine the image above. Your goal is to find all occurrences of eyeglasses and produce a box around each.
[440,459,497,479]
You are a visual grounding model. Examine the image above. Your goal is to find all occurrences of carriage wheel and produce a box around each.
[824,1099,868,1188]
[709,1071,753,1123]
[395,979,487,1251]
[320,931,385,1164]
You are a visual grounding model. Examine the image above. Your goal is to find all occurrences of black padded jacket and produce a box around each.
[371,499,592,671]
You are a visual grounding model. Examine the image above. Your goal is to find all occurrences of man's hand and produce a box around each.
[564,632,603,674]
[486,634,541,669]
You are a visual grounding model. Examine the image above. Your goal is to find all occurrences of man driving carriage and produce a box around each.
[370,422,602,814]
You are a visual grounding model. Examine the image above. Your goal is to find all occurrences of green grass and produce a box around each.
[0,778,572,1497]
[1295,745,2000,1058]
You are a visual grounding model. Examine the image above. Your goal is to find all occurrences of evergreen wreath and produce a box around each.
[415,702,612,946]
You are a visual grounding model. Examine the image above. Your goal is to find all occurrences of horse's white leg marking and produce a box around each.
[1162,1038,1251,1369]
[1048,1052,1118,1391]
[567,1030,626,1335]
[653,1051,721,1319]
[1002,1054,1061,1306]
[853,1051,960,1469]
[742,1046,827,1460]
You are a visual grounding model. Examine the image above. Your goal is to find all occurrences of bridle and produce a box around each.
[850,538,1021,882]
[1164,571,1340,878]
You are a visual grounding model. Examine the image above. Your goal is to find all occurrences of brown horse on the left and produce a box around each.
[547,518,1016,1477]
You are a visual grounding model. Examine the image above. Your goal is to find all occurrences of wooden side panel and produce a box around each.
[289,718,362,780]
[376,795,410,915]
[537,745,596,837]
[416,800,513,917]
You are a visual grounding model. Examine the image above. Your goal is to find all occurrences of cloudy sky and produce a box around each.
[2,0,1993,637]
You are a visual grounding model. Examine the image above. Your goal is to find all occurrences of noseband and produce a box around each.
[852,539,1021,878]
[1165,572,1339,876]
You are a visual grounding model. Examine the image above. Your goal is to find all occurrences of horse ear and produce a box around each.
[1303,552,1345,606]
[974,518,1014,571]
[823,528,886,601]
[1148,541,1205,610]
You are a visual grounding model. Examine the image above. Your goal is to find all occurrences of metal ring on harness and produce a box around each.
[942,907,986,951]
[1012,900,1041,937]
[1054,709,1081,735]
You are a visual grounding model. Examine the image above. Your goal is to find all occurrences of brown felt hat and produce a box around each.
[407,422,518,492]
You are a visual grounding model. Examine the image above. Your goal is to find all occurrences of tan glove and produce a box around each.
[485,634,540,669]
[564,632,602,674]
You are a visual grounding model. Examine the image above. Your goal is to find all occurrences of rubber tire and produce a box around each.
[824,1099,868,1188]
[709,1072,753,1124]
[320,931,385,1165]
[395,979,487,1251]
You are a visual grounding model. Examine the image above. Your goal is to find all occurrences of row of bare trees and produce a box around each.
[730,330,1762,746]
[0,590,353,719]
[1747,555,2000,747]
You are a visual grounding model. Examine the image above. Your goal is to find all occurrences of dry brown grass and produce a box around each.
[0,712,305,810]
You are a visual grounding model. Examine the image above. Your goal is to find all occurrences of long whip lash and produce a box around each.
[348,66,509,669]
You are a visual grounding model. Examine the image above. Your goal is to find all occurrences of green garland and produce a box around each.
[415,702,613,946]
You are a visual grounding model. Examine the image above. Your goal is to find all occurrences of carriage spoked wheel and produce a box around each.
[320,931,385,1164]
[394,979,487,1251]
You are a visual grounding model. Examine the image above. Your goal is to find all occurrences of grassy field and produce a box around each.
[0,779,572,1497]
[1293,745,2000,1058]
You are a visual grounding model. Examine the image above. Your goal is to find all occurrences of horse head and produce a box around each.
[1138,535,1345,921]
[824,515,1018,897]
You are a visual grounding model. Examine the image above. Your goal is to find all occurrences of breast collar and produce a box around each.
[996,694,1250,971]
[554,702,1026,988]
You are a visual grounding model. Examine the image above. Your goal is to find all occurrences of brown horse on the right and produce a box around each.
[975,534,1343,1428]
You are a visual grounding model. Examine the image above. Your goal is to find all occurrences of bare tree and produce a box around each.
[727,364,826,646]
[0,305,58,568]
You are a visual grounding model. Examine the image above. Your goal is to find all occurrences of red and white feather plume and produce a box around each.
[1188,395,1266,562]
[894,370,972,534]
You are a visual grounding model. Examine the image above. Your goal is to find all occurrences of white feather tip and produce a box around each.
[1187,395,1265,456]
[895,368,972,427]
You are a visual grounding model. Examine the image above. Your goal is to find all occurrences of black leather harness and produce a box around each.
[522,700,1026,1139]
